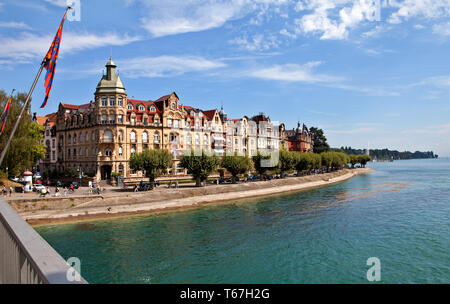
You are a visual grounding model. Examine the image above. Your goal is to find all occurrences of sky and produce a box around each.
[1,0,450,156]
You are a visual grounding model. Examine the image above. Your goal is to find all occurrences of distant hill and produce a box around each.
[332,147,438,160]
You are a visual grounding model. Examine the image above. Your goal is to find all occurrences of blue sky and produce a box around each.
[1,0,450,156]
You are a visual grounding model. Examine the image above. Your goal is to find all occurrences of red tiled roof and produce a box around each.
[126,99,162,114]
[202,110,216,121]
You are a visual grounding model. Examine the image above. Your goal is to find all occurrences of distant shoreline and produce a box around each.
[14,168,374,226]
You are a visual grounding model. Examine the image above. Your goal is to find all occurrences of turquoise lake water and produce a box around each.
[35,159,450,283]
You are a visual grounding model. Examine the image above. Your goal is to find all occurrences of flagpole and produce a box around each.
[0,6,71,167]
[0,62,45,167]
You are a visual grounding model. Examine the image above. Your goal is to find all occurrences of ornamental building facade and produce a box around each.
[40,58,292,182]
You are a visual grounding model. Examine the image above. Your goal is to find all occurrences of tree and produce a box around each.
[349,154,359,168]
[0,90,46,176]
[129,149,172,189]
[310,127,330,154]
[252,151,273,180]
[357,155,371,168]
[278,149,295,178]
[221,153,253,183]
[180,150,220,187]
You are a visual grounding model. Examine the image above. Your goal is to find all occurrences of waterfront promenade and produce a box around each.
[6,168,374,225]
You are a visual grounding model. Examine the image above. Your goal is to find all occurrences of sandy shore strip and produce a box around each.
[16,168,374,226]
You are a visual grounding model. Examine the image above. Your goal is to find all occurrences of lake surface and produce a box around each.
[35,159,450,283]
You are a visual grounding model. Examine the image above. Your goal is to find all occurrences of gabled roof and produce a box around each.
[202,110,217,121]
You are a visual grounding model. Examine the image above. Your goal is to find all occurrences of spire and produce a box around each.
[96,57,126,94]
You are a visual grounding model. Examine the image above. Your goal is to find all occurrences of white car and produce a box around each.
[33,184,46,192]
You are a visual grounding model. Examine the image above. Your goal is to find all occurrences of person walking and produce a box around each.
[2,186,6,196]
[9,186,13,197]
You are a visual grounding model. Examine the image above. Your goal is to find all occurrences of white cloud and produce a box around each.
[388,0,450,24]
[44,0,67,7]
[432,21,450,36]
[0,32,141,64]
[136,0,289,37]
[0,21,31,30]
[248,61,343,83]
[118,56,226,78]
[229,33,279,51]
[327,127,375,134]
[294,0,380,40]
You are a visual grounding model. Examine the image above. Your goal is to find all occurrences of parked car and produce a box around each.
[247,175,259,181]
[32,184,46,192]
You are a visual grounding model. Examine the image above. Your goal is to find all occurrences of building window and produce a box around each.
[127,103,133,110]
[118,114,123,123]
[167,118,172,127]
[130,131,136,143]
[102,114,107,124]
[138,104,145,111]
[85,148,89,157]
[67,149,71,158]
[73,134,77,143]
[174,120,179,129]
[109,114,115,124]
[105,149,112,156]
[118,146,123,156]
[118,97,123,106]
[143,117,148,126]
[101,97,107,106]
[52,139,55,148]
[142,132,148,143]
[79,148,83,157]
[86,132,89,142]
[68,135,71,144]
[169,133,177,143]
[176,163,184,174]
[154,133,159,143]
[195,134,200,146]
[109,96,115,106]
[171,102,175,109]
[118,164,123,174]
[51,151,55,160]
[73,148,76,157]
[131,117,135,125]
[204,135,208,146]
[149,105,156,112]
[104,130,113,142]
[92,131,95,141]
[154,119,159,127]
[131,145,136,154]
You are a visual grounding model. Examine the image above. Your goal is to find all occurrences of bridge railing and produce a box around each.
[0,198,87,284]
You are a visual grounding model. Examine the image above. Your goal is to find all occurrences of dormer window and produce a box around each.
[127,103,133,110]
[190,111,194,116]
[138,104,145,111]
[171,102,175,110]
[149,105,156,112]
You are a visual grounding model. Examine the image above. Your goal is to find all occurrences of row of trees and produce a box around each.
[128,148,372,189]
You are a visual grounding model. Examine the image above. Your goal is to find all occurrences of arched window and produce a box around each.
[154,133,159,143]
[142,131,148,143]
[85,148,89,157]
[130,131,136,143]
[118,130,123,142]
[138,104,145,111]
[73,134,77,143]
[104,130,113,142]
[127,103,133,110]
[79,132,83,143]
[91,131,95,141]
[105,149,112,156]
[171,102,175,109]
[118,146,123,156]
[186,133,191,146]
[149,105,156,112]
[85,131,89,142]
[195,134,200,146]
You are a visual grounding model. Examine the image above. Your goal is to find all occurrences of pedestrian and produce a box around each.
[9,186,13,196]
[134,185,138,192]
[46,186,50,196]
[69,184,74,193]
[54,186,60,197]
[2,186,6,196]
